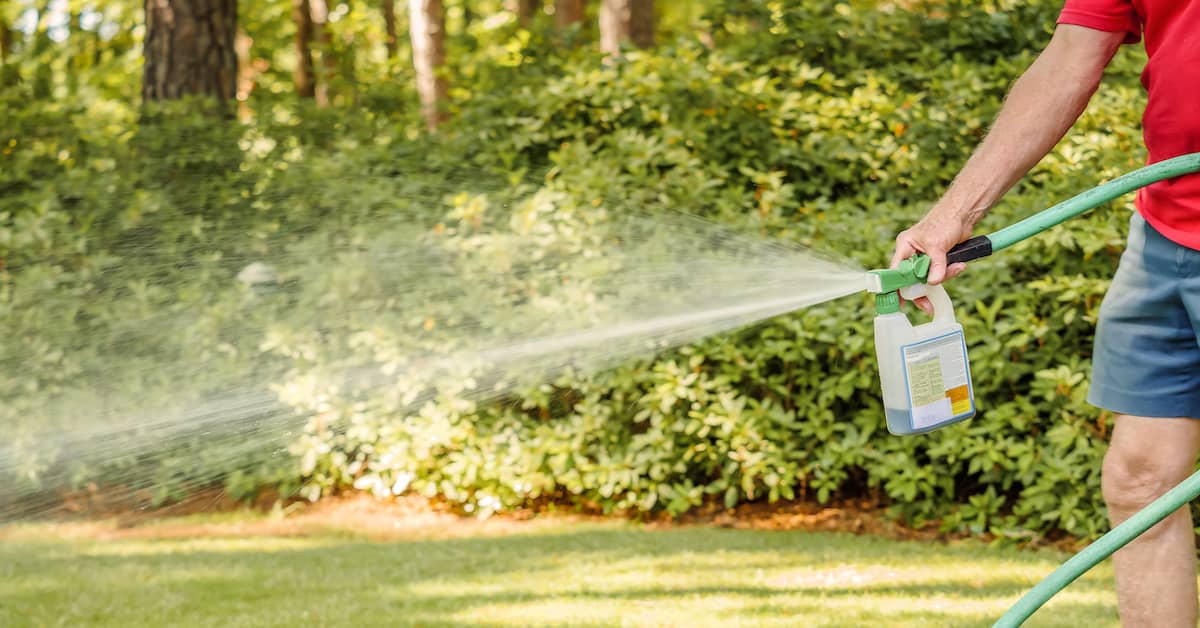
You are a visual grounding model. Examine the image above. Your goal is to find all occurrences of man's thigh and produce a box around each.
[1090,213,1200,417]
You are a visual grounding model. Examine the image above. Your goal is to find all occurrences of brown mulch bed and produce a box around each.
[3,486,960,546]
[666,497,943,542]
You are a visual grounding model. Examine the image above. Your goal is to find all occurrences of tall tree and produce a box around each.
[309,0,336,106]
[507,0,539,25]
[382,0,398,60]
[409,0,446,130]
[0,17,11,68]
[293,0,316,98]
[0,4,14,88]
[143,0,237,101]
[599,0,652,55]
[293,0,343,105]
[555,0,584,28]
[629,0,653,48]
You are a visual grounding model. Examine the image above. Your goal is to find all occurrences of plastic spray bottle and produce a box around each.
[867,256,975,435]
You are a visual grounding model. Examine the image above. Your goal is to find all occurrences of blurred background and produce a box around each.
[0,2,1153,624]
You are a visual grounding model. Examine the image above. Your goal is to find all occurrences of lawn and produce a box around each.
[0,504,1120,628]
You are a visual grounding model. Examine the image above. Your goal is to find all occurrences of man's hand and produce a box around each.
[890,209,972,284]
[890,209,972,314]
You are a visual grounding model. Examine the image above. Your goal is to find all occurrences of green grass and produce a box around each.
[0,516,1120,627]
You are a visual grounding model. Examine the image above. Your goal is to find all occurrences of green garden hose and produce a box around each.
[986,153,1200,252]
[993,468,1200,626]
[942,152,1200,265]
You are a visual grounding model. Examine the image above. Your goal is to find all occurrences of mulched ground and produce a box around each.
[6,486,956,545]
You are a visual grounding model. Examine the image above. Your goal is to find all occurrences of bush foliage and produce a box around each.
[1,1,1156,540]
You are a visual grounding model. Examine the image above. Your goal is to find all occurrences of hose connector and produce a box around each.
[866,255,930,294]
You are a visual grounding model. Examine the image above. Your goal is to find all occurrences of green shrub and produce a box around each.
[0,0,1160,542]
[270,1,1152,540]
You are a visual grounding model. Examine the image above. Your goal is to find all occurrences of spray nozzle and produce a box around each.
[865,254,930,294]
[865,255,931,315]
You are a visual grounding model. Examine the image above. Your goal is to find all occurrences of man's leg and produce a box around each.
[1102,414,1200,628]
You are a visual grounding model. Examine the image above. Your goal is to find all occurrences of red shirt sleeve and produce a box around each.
[1057,0,1142,44]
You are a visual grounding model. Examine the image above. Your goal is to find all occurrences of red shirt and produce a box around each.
[1058,0,1200,250]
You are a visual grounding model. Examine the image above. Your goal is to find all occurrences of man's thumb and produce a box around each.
[926,251,948,285]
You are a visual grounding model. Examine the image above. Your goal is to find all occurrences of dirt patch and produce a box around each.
[1,489,952,545]
[55,485,270,522]
[668,498,942,541]
[3,489,1094,553]
[1,493,607,543]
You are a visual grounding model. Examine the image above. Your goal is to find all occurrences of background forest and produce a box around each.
[0,0,1153,543]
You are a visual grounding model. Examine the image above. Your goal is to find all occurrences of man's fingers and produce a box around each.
[890,236,916,269]
[897,296,934,316]
[892,216,969,286]
[944,262,968,281]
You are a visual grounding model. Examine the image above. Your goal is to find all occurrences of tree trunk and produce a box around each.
[293,0,315,98]
[309,0,336,106]
[555,0,584,28]
[382,0,398,59]
[0,16,11,67]
[507,0,538,25]
[599,0,652,55]
[0,6,15,87]
[66,9,79,94]
[629,0,652,48]
[143,0,238,102]
[1,2,20,85]
[409,0,446,130]
[31,1,51,99]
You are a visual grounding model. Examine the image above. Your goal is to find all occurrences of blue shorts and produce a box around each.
[1089,213,1200,418]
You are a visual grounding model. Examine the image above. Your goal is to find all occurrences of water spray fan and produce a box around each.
[858,152,1200,626]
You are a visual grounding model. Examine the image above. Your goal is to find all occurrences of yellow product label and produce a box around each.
[907,356,945,407]
[902,330,973,430]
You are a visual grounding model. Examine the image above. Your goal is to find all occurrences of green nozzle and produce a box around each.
[867,255,929,315]
[875,291,900,314]
[867,254,930,294]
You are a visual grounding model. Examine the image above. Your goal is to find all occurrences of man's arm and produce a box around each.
[892,24,1127,293]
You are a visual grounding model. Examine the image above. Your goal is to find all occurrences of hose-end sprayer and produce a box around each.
[867,252,975,435]
[863,152,1200,438]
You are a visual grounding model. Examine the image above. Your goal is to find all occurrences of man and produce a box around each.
[891,2,1200,626]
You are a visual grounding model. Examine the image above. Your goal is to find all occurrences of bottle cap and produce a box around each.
[875,291,900,315]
